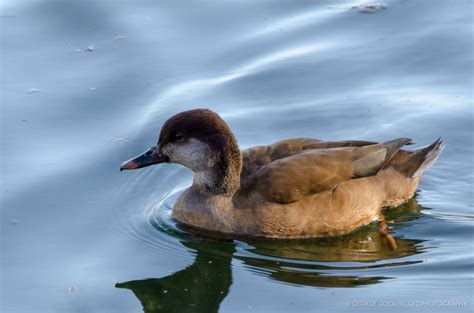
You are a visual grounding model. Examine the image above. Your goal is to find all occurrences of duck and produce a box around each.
[120,108,444,239]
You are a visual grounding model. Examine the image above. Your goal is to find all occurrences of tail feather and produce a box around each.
[353,138,413,178]
[412,138,445,177]
[380,137,414,170]
[353,137,443,179]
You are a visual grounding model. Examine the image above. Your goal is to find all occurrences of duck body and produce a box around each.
[121,109,444,239]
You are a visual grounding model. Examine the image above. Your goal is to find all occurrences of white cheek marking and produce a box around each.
[163,139,216,186]
[164,139,214,170]
[162,139,218,187]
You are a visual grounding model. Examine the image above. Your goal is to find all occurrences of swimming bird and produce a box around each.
[121,109,444,239]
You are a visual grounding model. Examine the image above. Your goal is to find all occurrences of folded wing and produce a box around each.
[240,138,412,204]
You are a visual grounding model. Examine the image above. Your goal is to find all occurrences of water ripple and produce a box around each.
[140,41,336,125]
[116,183,432,288]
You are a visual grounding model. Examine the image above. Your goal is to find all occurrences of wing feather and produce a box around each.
[238,138,411,204]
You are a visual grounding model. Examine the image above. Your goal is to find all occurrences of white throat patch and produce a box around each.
[162,138,218,187]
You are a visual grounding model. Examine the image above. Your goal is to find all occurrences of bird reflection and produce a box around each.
[116,241,234,313]
[116,198,425,312]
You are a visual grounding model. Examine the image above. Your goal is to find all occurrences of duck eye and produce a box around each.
[174,134,184,142]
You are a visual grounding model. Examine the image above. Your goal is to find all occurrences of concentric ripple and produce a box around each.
[115,166,431,288]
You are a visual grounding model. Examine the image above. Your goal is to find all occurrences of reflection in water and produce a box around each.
[117,199,425,312]
[116,241,234,313]
[2,0,470,311]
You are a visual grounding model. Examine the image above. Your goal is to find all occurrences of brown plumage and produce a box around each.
[121,109,444,238]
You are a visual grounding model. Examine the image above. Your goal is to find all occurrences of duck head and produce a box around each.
[120,109,242,195]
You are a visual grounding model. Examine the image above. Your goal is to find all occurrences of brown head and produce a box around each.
[121,109,242,196]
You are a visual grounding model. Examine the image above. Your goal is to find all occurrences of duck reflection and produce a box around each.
[116,198,425,312]
[116,241,234,313]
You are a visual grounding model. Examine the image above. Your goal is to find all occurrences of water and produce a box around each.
[1,0,473,312]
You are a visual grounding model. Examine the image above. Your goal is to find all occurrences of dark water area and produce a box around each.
[1,0,473,312]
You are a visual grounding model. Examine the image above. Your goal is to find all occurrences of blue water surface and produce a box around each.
[1,0,473,312]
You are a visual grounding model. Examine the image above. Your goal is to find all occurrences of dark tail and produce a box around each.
[386,138,445,178]
[412,138,445,177]
[380,137,414,170]
[353,138,413,178]
[352,137,443,178]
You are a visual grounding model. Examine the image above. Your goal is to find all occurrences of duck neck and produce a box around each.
[192,135,242,197]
